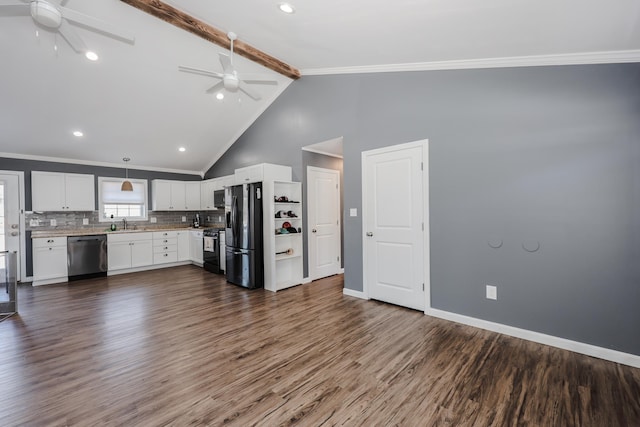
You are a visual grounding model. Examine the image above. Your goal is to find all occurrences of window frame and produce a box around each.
[97,176,149,222]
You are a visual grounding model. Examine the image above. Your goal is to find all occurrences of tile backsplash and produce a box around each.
[26,210,225,232]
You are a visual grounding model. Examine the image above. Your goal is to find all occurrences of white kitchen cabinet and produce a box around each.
[32,171,95,211]
[107,232,153,271]
[190,230,203,265]
[151,180,201,211]
[201,179,217,210]
[153,230,178,264]
[176,230,190,262]
[184,182,201,210]
[263,181,303,292]
[234,163,291,185]
[32,237,68,286]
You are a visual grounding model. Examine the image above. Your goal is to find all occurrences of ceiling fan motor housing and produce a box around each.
[31,1,62,29]
[223,73,240,91]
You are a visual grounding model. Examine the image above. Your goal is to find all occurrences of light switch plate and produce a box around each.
[29,219,39,227]
[150,217,157,223]
[350,208,357,217]
[486,285,497,300]
[82,218,89,225]
[50,219,57,227]
[182,216,187,222]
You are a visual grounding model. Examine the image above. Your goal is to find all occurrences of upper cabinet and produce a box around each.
[151,180,201,211]
[32,171,95,211]
[201,175,234,210]
[234,163,291,185]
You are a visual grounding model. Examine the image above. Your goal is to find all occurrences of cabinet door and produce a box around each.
[190,232,203,264]
[32,171,66,211]
[152,180,172,210]
[234,165,262,184]
[64,173,95,211]
[201,180,216,210]
[107,241,132,270]
[33,245,67,280]
[131,240,153,268]
[177,232,190,262]
[184,182,201,211]
[170,181,186,210]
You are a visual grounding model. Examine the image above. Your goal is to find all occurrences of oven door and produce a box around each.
[203,233,220,273]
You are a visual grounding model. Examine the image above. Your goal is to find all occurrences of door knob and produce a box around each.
[312,229,317,233]
[11,231,19,236]
[11,224,19,229]
[366,232,373,237]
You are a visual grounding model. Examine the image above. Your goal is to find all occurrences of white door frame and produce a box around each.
[306,166,342,281]
[0,170,26,282]
[361,139,430,311]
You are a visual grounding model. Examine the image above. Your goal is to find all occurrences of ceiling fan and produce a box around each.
[178,32,277,101]
[0,0,135,56]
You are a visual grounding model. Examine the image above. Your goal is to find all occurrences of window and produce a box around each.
[98,177,148,222]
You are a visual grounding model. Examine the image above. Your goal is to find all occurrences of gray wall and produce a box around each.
[206,63,640,356]
[301,151,344,277]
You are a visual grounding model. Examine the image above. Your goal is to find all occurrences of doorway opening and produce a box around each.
[302,137,344,282]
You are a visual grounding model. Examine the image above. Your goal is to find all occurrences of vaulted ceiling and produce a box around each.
[1,0,639,175]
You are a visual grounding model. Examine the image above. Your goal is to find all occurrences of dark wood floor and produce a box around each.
[1,266,639,426]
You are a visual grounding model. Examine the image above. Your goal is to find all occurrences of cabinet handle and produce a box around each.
[366,232,373,237]
[312,229,317,233]
[49,247,52,251]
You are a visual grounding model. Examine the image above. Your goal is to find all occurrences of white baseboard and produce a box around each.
[302,277,312,284]
[339,268,345,274]
[343,288,368,300]
[426,308,640,369]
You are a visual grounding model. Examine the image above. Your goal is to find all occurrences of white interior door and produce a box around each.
[362,141,428,311]
[0,173,23,282]
[307,166,341,281]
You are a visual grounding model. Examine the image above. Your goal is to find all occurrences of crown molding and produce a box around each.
[0,152,203,177]
[301,50,640,76]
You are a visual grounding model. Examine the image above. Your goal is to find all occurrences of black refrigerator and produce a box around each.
[225,182,264,289]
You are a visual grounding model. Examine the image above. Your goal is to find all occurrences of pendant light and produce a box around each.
[121,157,133,191]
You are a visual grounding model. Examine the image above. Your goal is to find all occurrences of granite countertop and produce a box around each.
[31,225,224,239]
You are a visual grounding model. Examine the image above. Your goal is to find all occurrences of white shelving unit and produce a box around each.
[263,180,303,292]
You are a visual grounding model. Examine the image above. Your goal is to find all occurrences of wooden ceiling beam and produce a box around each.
[119,0,301,80]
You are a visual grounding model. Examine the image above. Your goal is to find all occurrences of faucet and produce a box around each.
[122,218,127,230]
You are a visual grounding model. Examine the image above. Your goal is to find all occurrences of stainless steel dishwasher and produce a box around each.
[67,235,108,280]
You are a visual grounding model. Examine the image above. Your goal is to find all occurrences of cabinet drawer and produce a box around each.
[153,237,177,246]
[154,252,177,264]
[107,232,152,243]
[32,237,67,248]
[153,244,177,254]
[153,231,178,239]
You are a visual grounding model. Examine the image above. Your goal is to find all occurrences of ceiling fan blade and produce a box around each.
[60,0,69,5]
[205,81,225,94]
[58,19,87,53]
[219,53,234,74]
[60,6,135,44]
[238,81,262,101]
[178,65,224,79]
[242,79,278,86]
[0,3,30,16]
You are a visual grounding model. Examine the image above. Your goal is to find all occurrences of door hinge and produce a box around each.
[422,283,425,291]
[337,256,340,262]
[336,183,338,189]
[422,222,424,231]
[421,162,423,171]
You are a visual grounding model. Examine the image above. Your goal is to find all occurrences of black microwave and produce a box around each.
[214,189,225,209]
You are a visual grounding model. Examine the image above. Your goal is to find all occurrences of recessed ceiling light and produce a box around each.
[178,147,186,152]
[216,92,224,100]
[73,130,83,137]
[85,51,99,61]
[278,3,295,14]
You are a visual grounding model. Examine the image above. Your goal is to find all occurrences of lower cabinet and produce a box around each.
[32,237,68,286]
[189,230,203,265]
[107,233,153,271]
[177,231,190,262]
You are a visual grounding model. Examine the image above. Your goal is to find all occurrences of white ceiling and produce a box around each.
[1,0,639,175]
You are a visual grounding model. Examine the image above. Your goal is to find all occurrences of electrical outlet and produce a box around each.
[150,217,157,223]
[350,208,357,217]
[29,219,39,227]
[50,219,57,227]
[82,218,89,225]
[181,216,187,222]
[486,285,497,300]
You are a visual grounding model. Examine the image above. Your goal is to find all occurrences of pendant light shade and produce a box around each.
[121,157,133,191]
